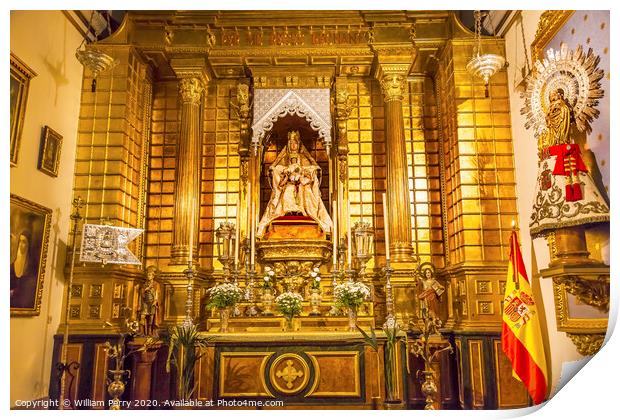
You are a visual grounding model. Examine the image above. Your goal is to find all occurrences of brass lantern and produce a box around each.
[215,221,236,272]
[353,221,374,279]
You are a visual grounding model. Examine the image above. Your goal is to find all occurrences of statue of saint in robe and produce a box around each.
[530,88,609,236]
[257,130,332,237]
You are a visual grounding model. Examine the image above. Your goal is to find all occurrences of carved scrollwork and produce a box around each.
[566,332,605,356]
[557,275,610,312]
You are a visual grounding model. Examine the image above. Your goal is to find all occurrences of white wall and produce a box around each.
[10,11,84,404]
[503,10,588,397]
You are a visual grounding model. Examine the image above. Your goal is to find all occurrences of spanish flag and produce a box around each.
[501,230,548,405]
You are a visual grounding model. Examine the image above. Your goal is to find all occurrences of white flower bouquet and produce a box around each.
[262,265,276,290]
[206,282,243,309]
[334,281,370,309]
[275,291,304,320]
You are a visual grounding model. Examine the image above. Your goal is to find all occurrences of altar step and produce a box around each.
[204,315,376,332]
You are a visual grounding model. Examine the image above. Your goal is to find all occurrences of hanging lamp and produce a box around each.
[75,11,118,92]
[466,10,506,97]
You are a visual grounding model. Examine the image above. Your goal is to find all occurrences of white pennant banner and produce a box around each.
[79,224,143,265]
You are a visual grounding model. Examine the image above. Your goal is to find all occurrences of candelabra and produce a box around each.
[410,313,453,410]
[182,262,196,327]
[58,196,84,410]
[245,265,259,316]
[383,261,395,319]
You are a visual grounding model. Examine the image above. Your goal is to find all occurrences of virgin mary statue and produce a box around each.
[257,130,332,237]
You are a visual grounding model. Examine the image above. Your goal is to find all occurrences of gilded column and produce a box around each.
[376,63,414,262]
[170,60,209,267]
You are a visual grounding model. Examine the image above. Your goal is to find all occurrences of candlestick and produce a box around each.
[332,200,338,268]
[382,193,390,262]
[234,200,240,268]
[250,193,255,267]
[347,199,352,268]
[188,200,195,265]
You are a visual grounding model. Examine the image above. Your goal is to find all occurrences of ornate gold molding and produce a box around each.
[178,77,204,104]
[566,333,605,356]
[552,279,608,333]
[531,10,574,60]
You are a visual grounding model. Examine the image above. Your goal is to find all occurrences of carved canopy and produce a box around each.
[251,89,332,152]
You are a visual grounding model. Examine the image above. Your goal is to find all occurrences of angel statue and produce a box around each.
[257,130,332,237]
[521,43,609,237]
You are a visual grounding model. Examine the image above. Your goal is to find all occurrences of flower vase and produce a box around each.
[285,317,294,332]
[347,307,358,331]
[219,307,230,333]
[262,289,274,316]
[309,288,322,316]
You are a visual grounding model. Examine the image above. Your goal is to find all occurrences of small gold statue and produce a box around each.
[138,266,159,336]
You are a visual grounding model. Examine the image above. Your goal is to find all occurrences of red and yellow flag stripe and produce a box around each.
[501,231,548,405]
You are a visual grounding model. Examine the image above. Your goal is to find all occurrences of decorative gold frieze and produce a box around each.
[88,304,102,319]
[566,333,605,356]
[89,284,103,298]
[70,284,83,298]
[178,77,204,104]
[69,305,81,319]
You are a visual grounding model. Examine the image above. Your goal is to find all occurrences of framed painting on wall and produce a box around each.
[10,194,52,316]
[10,52,37,166]
[38,126,63,177]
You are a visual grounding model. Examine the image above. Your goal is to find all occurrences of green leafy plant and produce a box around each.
[163,323,212,401]
[356,317,401,402]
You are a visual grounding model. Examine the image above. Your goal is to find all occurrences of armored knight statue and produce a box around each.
[257,130,333,237]
[522,43,610,237]
[138,265,159,336]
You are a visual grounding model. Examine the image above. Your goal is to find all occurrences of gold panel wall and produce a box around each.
[202,80,241,270]
[145,80,241,270]
[346,77,444,269]
[437,40,517,265]
[75,46,152,238]
[145,81,177,268]
[404,77,444,267]
[346,79,382,269]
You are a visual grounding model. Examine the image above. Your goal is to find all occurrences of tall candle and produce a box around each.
[382,193,390,262]
[332,200,338,268]
[234,200,240,268]
[347,199,352,268]
[250,193,255,267]
[188,200,195,265]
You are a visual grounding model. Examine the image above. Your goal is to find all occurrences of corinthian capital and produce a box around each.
[379,74,406,102]
[179,77,204,104]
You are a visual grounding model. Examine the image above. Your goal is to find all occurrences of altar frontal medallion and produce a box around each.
[268,353,310,395]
